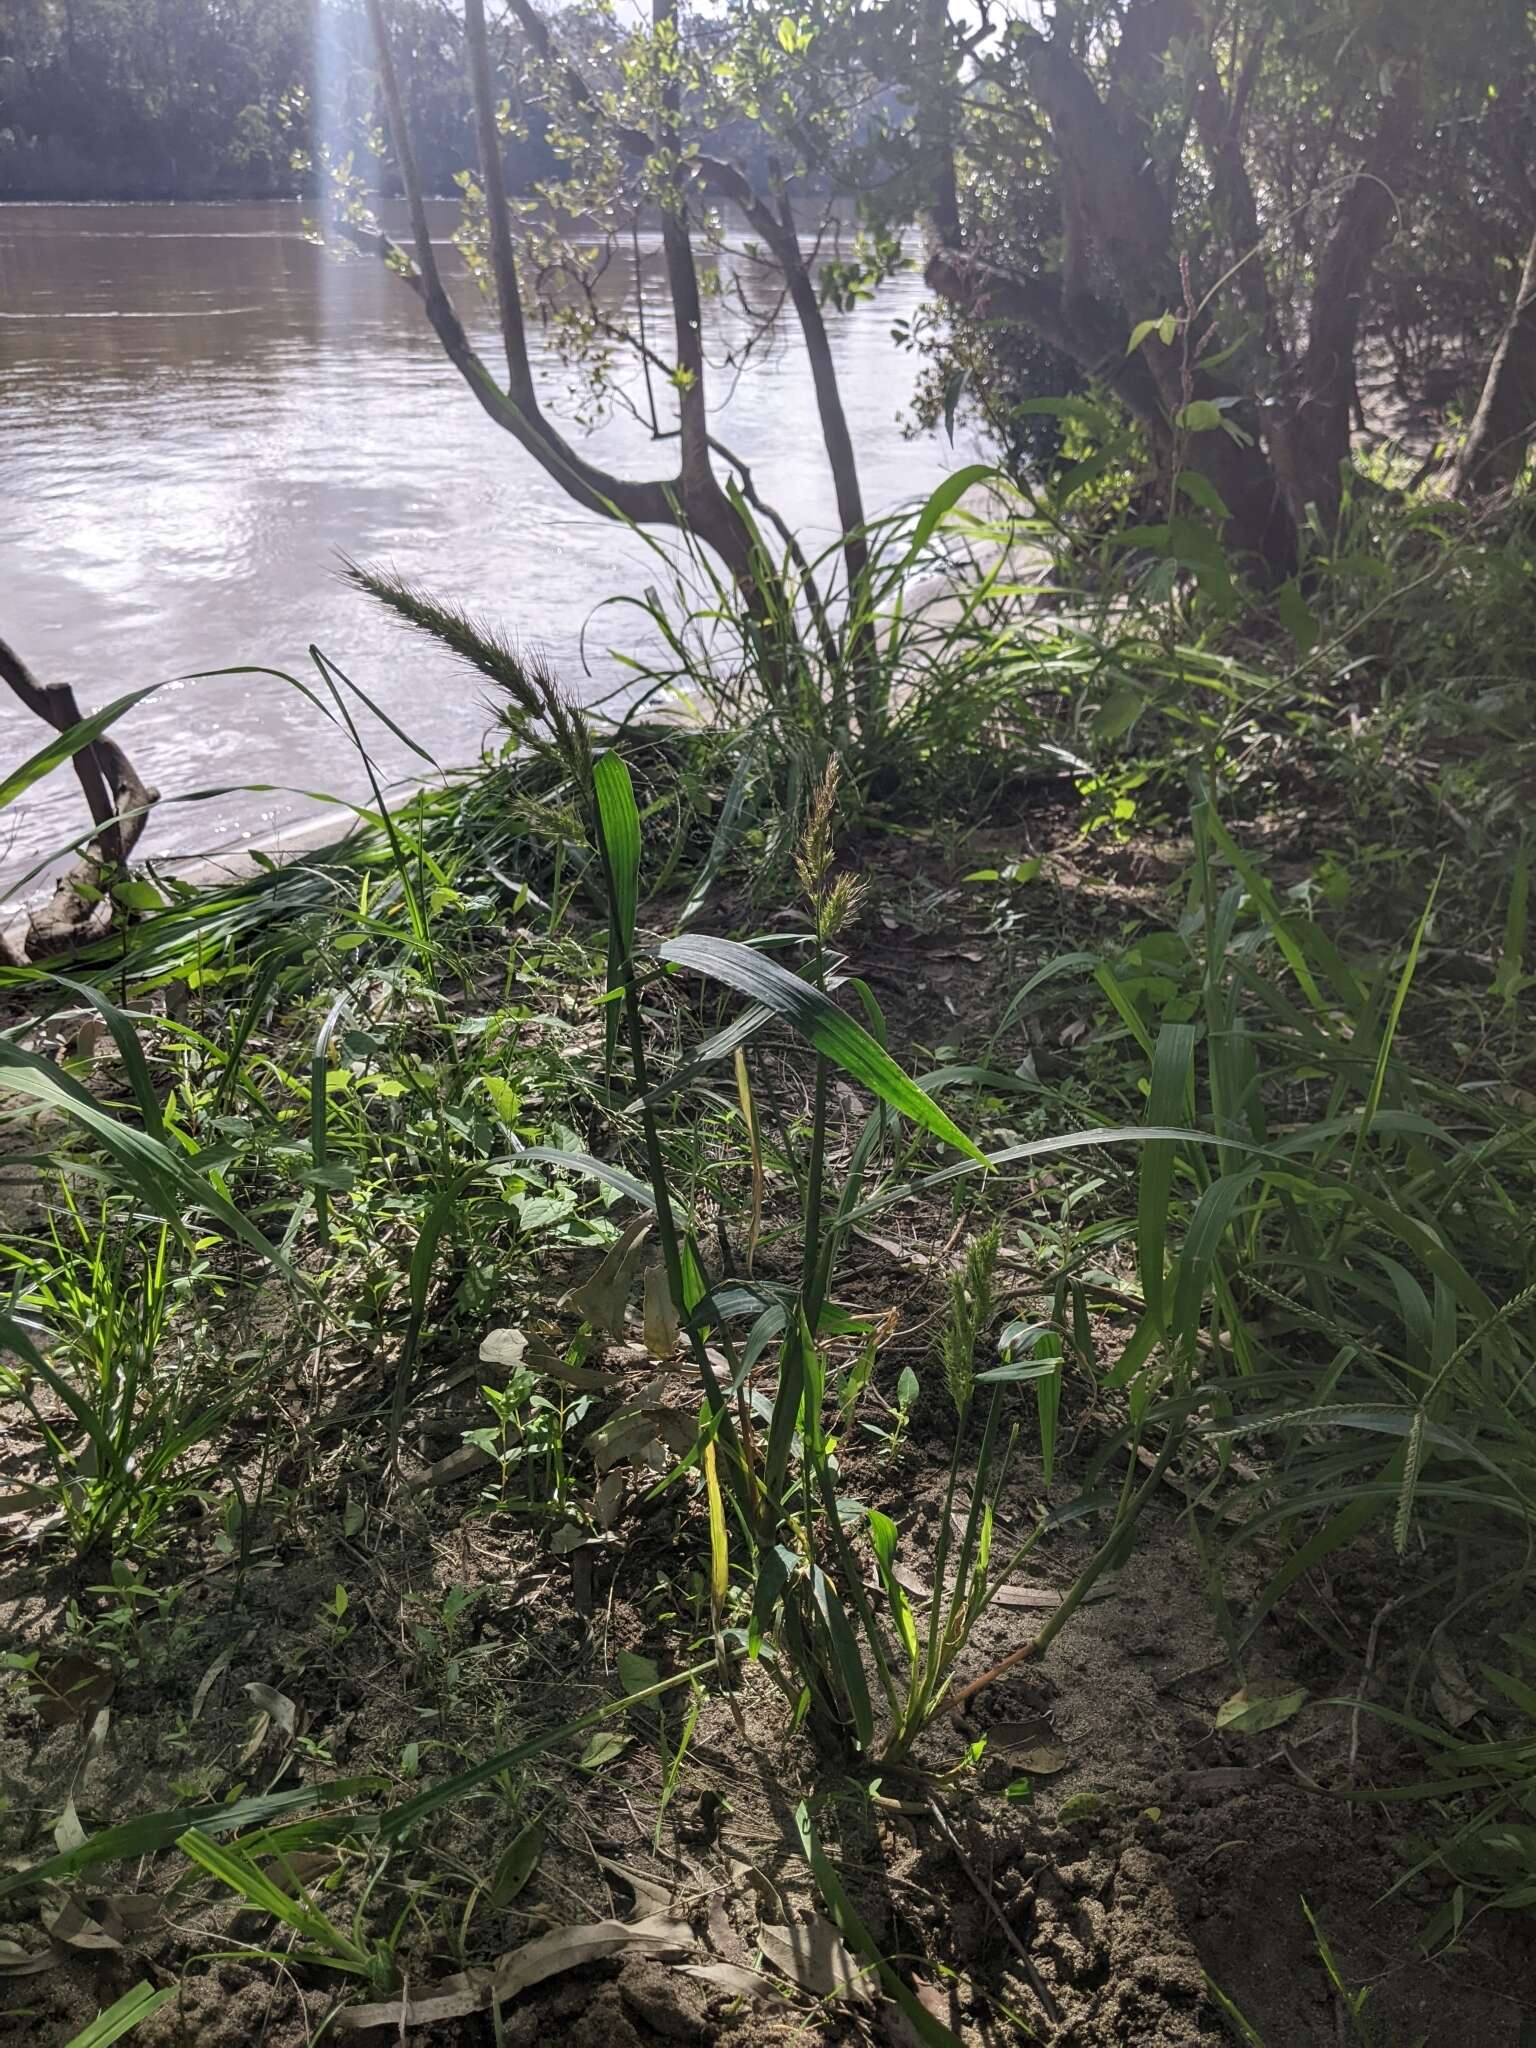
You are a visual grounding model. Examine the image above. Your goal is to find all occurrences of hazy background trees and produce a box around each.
[0,0,552,199]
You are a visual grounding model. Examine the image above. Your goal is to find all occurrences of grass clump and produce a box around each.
[0,484,1533,2040]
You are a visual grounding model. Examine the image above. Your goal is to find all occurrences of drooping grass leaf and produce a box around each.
[46,975,166,1144]
[0,687,162,817]
[0,1038,294,1281]
[658,935,985,1165]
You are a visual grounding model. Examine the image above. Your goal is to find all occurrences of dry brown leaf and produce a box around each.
[1430,1637,1482,1730]
[103,1895,163,1938]
[52,1799,86,1856]
[642,1265,681,1360]
[759,1915,872,2005]
[989,1720,1070,1775]
[404,1442,496,1494]
[679,1962,783,2001]
[596,1855,672,1921]
[243,1683,298,1740]
[565,1216,651,1337]
[593,1470,627,1531]
[538,1359,623,1393]
[334,1913,693,2032]
[27,1655,114,1728]
[189,1641,239,1724]
[724,1850,785,1924]
[82,1705,111,1764]
[42,1901,121,1953]
[891,1563,1059,1612]
[0,1939,53,1978]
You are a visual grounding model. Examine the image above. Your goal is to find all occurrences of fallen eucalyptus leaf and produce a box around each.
[243,1683,298,1740]
[42,1900,121,1952]
[1430,1639,1482,1730]
[680,1961,783,2000]
[404,1442,496,1494]
[593,1470,627,1531]
[1215,1683,1307,1735]
[759,1914,872,2005]
[566,1216,651,1338]
[189,1640,244,1725]
[596,1855,671,1921]
[0,1938,52,1977]
[53,1799,86,1856]
[334,1913,693,2031]
[989,1721,1070,1776]
[643,1265,680,1360]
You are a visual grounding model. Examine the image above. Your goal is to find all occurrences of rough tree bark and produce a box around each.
[924,2,1426,577]
[1267,73,1419,531]
[0,637,158,963]
[1453,229,1536,496]
[924,4,1295,580]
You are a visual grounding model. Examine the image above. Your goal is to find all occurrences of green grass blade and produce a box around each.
[310,988,350,1246]
[659,935,985,1164]
[793,1802,962,2047]
[1349,873,1437,1175]
[1493,838,1528,1004]
[177,1829,317,1934]
[0,1783,372,1899]
[594,750,641,1071]
[809,1566,876,1750]
[63,1983,175,2048]
[1198,804,1326,1011]
[1139,1022,1196,1327]
[0,686,162,816]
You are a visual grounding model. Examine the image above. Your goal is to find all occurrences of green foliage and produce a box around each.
[0,1201,227,1556]
[0,0,552,201]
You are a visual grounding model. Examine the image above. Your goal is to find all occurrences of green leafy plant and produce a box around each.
[1,1199,224,1555]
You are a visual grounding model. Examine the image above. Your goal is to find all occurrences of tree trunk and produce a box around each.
[362,0,758,576]
[1453,230,1536,496]
[1270,74,1418,530]
[0,637,159,963]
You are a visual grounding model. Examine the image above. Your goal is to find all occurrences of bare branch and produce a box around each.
[0,636,159,961]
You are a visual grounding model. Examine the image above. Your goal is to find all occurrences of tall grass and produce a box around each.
[3,480,1533,2010]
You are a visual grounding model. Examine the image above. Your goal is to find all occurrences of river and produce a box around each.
[0,200,966,890]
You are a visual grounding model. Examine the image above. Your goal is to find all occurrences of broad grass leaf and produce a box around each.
[658,935,984,1164]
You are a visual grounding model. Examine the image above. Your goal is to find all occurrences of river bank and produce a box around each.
[2,636,1534,2042]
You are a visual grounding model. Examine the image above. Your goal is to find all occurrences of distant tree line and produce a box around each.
[0,0,557,201]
